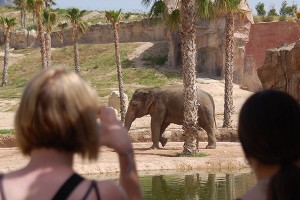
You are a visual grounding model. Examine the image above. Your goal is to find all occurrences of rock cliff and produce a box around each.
[257,40,300,103]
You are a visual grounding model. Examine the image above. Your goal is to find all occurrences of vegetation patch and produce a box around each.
[142,55,167,67]
[0,129,13,134]
[0,43,181,106]
[176,152,208,157]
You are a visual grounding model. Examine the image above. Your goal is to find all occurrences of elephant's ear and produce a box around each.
[143,92,155,114]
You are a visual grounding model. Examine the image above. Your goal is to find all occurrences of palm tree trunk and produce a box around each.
[21,9,25,29]
[23,11,26,28]
[2,29,10,86]
[223,12,234,128]
[32,12,35,24]
[73,25,80,74]
[166,30,179,69]
[45,32,52,67]
[181,0,198,155]
[36,6,47,70]
[113,22,126,124]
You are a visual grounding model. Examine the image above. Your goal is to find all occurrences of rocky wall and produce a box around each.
[2,19,166,49]
[245,20,300,91]
[257,40,300,103]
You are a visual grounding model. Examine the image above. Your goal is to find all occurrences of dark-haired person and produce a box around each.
[0,68,142,200]
[238,89,300,200]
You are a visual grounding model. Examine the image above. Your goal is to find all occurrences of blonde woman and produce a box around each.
[0,68,142,200]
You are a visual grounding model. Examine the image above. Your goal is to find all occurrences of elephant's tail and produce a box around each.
[210,94,217,129]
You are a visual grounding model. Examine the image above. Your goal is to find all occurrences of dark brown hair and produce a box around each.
[238,89,300,200]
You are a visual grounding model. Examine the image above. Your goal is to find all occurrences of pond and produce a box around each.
[140,171,256,200]
[89,170,256,200]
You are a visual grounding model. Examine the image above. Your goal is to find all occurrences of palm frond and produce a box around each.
[0,16,17,29]
[105,9,122,23]
[78,21,88,34]
[165,9,180,30]
[141,0,157,8]
[214,0,241,14]
[149,0,166,18]
[57,21,68,30]
[43,9,57,31]
[196,0,215,19]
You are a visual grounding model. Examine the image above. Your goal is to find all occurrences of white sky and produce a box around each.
[54,0,298,14]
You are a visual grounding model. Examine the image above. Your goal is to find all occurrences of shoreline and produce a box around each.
[0,142,250,176]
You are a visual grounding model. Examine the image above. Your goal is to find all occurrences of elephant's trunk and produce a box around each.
[124,109,136,130]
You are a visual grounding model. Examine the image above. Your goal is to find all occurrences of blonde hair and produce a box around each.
[15,68,99,160]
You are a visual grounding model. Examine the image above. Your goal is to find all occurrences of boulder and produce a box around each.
[108,91,129,116]
[8,29,37,50]
[257,40,300,103]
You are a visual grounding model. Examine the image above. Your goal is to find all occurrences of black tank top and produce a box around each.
[0,173,101,200]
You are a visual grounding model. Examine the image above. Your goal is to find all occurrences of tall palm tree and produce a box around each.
[180,0,199,155]
[0,17,17,86]
[105,9,127,124]
[142,0,213,155]
[13,0,26,29]
[66,8,87,74]
[144,0,181,69]
[215,0,241,128]
[43,9,57,68]
[27,0,47,69]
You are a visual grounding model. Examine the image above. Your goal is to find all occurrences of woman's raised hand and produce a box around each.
[97,106,133,154]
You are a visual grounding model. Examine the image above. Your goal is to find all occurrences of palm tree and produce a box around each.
[180,0,199,155]
[143,0,180,69]
[105,9,127,124]
[27,0,47,69]
[143,0,213,155]
[43,9,57,68]
[66,8,87,74]
[0,17,17,86]
[215,0,241,128]
[13,0,26,29]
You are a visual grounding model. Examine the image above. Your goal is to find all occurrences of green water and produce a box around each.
[139,171,256,200]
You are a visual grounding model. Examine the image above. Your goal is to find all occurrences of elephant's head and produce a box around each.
[124,88,156,130]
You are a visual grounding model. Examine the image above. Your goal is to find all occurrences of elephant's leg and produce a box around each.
[202,124,216,149]
[150,116,165,149]
[159,122,170,147]
[198,107,217,149]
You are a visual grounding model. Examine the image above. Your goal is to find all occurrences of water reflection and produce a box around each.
[140,172,256,200]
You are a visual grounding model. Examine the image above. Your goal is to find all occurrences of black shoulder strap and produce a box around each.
[52,173,84,200]
[82,181,101,200]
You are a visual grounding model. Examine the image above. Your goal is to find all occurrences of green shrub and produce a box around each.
[0,129,13,134]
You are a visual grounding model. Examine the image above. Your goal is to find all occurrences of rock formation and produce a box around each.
[108,91,129,116]
[257,40,300,103]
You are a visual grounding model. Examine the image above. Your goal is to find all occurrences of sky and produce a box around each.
[54,0,299,14]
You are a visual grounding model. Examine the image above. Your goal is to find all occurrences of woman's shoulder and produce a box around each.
[96,180,128,200]
[239,179,269,200]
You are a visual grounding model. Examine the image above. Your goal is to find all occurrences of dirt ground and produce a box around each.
[0,42,253,176]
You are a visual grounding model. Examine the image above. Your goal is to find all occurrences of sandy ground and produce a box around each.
[0,142,248,177]
[0,42,253,176]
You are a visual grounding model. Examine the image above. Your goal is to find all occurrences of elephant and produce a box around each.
[124,85,217,149]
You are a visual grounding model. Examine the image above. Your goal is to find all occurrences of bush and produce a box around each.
[263,15,275,22]
[26,24,37,31]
